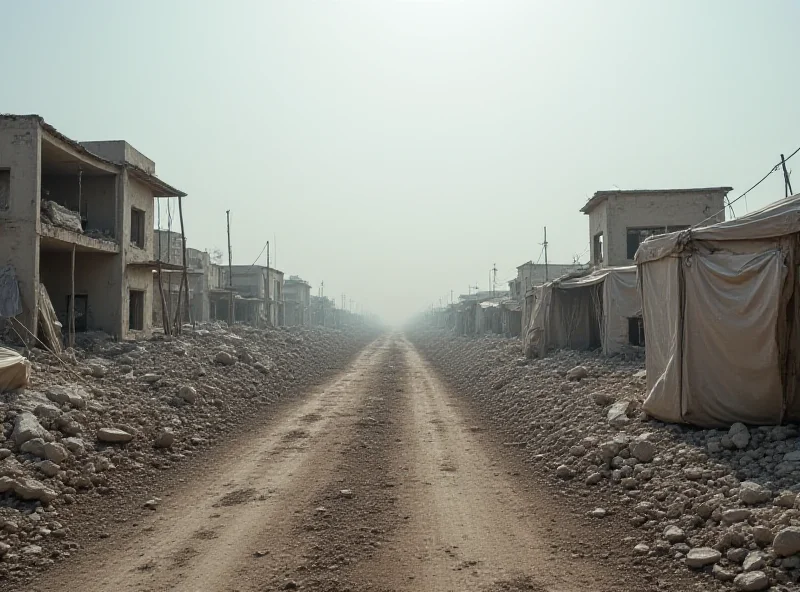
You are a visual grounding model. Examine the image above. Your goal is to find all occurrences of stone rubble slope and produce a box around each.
[411,331,800,592]
[0,324,372,580]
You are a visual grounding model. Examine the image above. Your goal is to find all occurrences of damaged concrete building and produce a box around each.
[0,115,185,345]
[284,276,311,327]
[523,187,732,357]
[152,230,212,325]
[215,265,285,327]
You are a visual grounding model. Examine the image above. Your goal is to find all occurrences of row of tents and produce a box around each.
[520,193,800,428]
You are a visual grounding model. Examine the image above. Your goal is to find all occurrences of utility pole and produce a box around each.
[543,226,549,281]
[492,262,498,296]
[782,154,794,197]
[320,281,325,327]
[226,210,234,326]
[450,289,453,304]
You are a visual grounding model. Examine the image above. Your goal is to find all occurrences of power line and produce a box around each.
[693,145,800,229]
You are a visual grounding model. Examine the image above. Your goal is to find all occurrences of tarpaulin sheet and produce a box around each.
[636,192,800,265]
[0,266,22,318]
[681,250,785,426]
[0,347,30,392]
[523,266,640,357]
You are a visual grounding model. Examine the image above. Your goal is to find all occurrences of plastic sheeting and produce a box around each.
[0,266,22,318]
[523,266,640,358]
[0,347,30,392]
[636,192,800,265]
[637,193,800,427]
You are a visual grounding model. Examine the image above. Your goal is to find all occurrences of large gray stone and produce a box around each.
[214,351,236,366]
[19,437,47,458]
[12,412,52,445]
[739,481,771,505]
[607,400,633,428]
[686,547,721,568]
[729,422,751,449]
[0,475,58,503]
[631,439,656,463]
[97,428,133,444]
[43,442,69,464]
[733,571,769,591]
[773,526,800,556]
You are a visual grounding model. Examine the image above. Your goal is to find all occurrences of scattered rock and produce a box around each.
[630,438,656,463]
[634,543,650,555]
[591,392,615,406]
[97,428,134,444]
[44,442,69,464]
[686,547,721,569]
[154,428,175,449]
[12,412,52,445]
[663,525,686,544]
[733,571,769,591]
[214,351,236,366]
[739,481,771,505]
[773,526,800,556]
[729,423,751,450]
[555,464,575,479]
[178,385,197,404]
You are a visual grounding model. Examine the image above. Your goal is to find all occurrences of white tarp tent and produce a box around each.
[635,193,800,427]
[0,347,30,392]
[524,266,640,358]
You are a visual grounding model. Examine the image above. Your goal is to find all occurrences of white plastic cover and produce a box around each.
[0,346,30,392]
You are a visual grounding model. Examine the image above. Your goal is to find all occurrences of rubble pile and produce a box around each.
[412,331,800,592]
[0,325,371,579]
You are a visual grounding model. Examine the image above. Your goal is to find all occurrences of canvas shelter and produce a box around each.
[635,193,800,427]
[524,266,640,358]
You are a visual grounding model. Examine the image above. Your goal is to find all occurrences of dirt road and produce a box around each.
[22,336,682,592]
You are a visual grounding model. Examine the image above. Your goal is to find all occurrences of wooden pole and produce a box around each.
[157,261,170,335]
[782,154,793,198]
[69,168,82,348]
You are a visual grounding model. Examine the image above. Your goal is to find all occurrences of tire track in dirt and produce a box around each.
[258,339,409,591]
[353,339,627,592]
[21,339,389,592]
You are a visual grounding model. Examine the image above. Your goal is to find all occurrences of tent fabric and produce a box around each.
[523,266,640,358]
[639,257,683,423]
[0,347,30,392]
[0,266,22,318]
[681,250,785,425]
[637,193,800,427]
[636,193,800,264]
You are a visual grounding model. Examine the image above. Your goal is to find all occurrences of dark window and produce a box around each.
[129,290,144,331]
[0,169,9,210]
[65,294,88,332]
[626,226,689,259]
[628,316,645,346]
[130,208,145,248]
[593,232,604,264]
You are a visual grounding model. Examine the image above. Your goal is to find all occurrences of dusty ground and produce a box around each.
[13,335,703,591]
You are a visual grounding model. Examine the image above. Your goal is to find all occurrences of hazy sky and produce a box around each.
[2,1,798,323]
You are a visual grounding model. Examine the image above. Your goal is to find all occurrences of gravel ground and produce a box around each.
[0,324,374,584]
[410,330,800,592]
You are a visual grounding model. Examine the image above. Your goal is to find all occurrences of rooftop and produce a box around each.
[0,114,186,197]
[579,186,733,214]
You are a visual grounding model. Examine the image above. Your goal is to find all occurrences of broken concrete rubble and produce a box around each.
[0,325,372,585]
[411,331,800,590]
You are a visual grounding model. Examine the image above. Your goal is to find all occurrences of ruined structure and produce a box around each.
[284,276,311,327]
[0,115,185,344]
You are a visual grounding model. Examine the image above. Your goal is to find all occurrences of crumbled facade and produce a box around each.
[0,115,184,343]
[284,277,311,327]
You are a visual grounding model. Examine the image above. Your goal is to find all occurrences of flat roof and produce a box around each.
[1,114,186,197]
[579,186,733,214]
